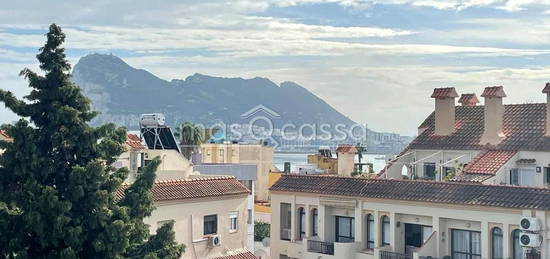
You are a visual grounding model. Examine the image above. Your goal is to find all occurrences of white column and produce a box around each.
[290,196,296,242]
[305,204,312,239]
[319,204,326,241]
[481,221,489,259]
[432,216,440,258]
[503,223,510,259]
[374,211,381,247]
[390,212,397,252]
[355,200,363,243]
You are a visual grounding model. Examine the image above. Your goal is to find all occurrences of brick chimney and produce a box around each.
[431,87,459,136]
[480,86,506,145]
[458,93,479,106]
[543,83,550,136]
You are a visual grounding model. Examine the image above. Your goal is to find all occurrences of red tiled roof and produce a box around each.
[462,150,517,175]
[409,103,550,151]
[431,87,459,98]
[543,83,550,93]
[116,176,249,202]
[336,144,356,153]
[210,251,257,259]
[126,133,145,150]
[0,130,12,142]
[481,86,506,98]
[270,174,550,210]
[458,93,479,106]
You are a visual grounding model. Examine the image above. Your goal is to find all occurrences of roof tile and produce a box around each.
[270,174,550,210]
[117,176,249,202]
[126,133,145,150]
[543,82,550,93]
[462,150,516,175]
[458,93,479,106]
[481,86,506,98]
[336,144,356,153]
[209,251,257,259]
[431,87,459,99]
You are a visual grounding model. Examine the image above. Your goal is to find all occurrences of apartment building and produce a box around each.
[270,174,550,259]
[383,84,550,187]
[117,176,256,259]
[201,143,277,201]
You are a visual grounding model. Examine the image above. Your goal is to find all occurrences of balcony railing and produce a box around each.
[307,240,334,255]
[380,251,413,259]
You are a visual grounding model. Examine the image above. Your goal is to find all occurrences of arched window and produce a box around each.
[311,208,318,236]
[298,207,306,240]
[366,214,375,249]
[512,229,522,259]
[491,227,503,259]
[381,215,390,246]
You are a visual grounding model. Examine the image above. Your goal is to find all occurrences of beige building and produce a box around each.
[201,143,277,201]
[118,176,256,259]
[336,144,357,177]
[382,85,550,188]
[270,174,550,259]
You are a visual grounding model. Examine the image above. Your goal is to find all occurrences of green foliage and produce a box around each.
[175,122,205,159]
[254,221,270,242]
[0,24,184,258]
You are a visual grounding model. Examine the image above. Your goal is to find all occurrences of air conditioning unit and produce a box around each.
[520,217,542,232]
[208,235,221,247]
[520,233,542,247]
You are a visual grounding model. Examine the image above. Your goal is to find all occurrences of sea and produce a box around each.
[273,152,389,173]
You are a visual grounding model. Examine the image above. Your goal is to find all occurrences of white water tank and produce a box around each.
[140,113,165,127]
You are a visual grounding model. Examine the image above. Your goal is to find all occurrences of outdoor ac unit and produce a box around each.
[520,233,542,247]
[520,216,542,232]
[208,235,221,247]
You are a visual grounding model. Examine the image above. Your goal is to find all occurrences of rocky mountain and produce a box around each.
[71,54,356,130]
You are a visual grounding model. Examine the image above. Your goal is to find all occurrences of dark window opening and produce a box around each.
[204,214,218,235]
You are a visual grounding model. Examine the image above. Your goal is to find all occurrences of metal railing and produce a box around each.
[307,240,334,255]
[380,251,413,259]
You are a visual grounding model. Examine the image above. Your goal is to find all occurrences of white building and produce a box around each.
[270,174,550,259]
[382,85,550,188]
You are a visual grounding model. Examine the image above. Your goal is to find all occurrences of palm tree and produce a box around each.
[175,122,204,160]
[355,143,366,172]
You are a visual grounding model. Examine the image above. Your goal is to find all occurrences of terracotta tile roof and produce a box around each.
[209,251,257,259]
[116,176,249,202]
[0,130,12,142]
[458,93,479,106]
[462,150,516,175]
[336,144,356,153]
[542,83,550,93]
[431,87,459,98]
[270,174,550,210]
[451,173,494,183]
[126,133,145,150]
[409,103,550,151]
[481,86,506,98]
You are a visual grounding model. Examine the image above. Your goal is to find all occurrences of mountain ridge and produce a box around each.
[72,53,356,130]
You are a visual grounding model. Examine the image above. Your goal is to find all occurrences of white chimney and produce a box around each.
[431,87,458,136]
[480,86,506,145]
[543,83,550,136]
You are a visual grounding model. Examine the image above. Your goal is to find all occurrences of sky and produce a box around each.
[1,0,550,136]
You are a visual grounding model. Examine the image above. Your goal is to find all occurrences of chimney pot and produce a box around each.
[543,83,550,136]
[480,86,506,145]
[458,93,479,106]
[431,87,458,136]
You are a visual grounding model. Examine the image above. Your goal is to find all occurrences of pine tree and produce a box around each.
[0,24,184,258]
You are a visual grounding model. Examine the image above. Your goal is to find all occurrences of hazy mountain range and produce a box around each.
[72,54,357,130]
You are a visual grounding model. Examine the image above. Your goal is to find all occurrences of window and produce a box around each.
[204,215,218,235]
[298,207,306,240]
[491,227,503,259]
[366,214,375,249]
[229,212,238,232]
[423,163,436,180]
[510,168,519,185]
[544,167,550,185]
[312,208,318,236]
[512,229,522,259]
[451,229,481,259]
[382,215,391,246]
[280,203,291,241]
[218,149,224,162]
[335,216,354,242]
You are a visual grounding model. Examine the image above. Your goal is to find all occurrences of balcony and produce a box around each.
[307,240,334,255]
[380,251,413,259]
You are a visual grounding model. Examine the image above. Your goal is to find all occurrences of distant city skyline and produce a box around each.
[2,0,550,135]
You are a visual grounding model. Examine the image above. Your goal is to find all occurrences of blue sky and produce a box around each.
[1,0,550,135]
